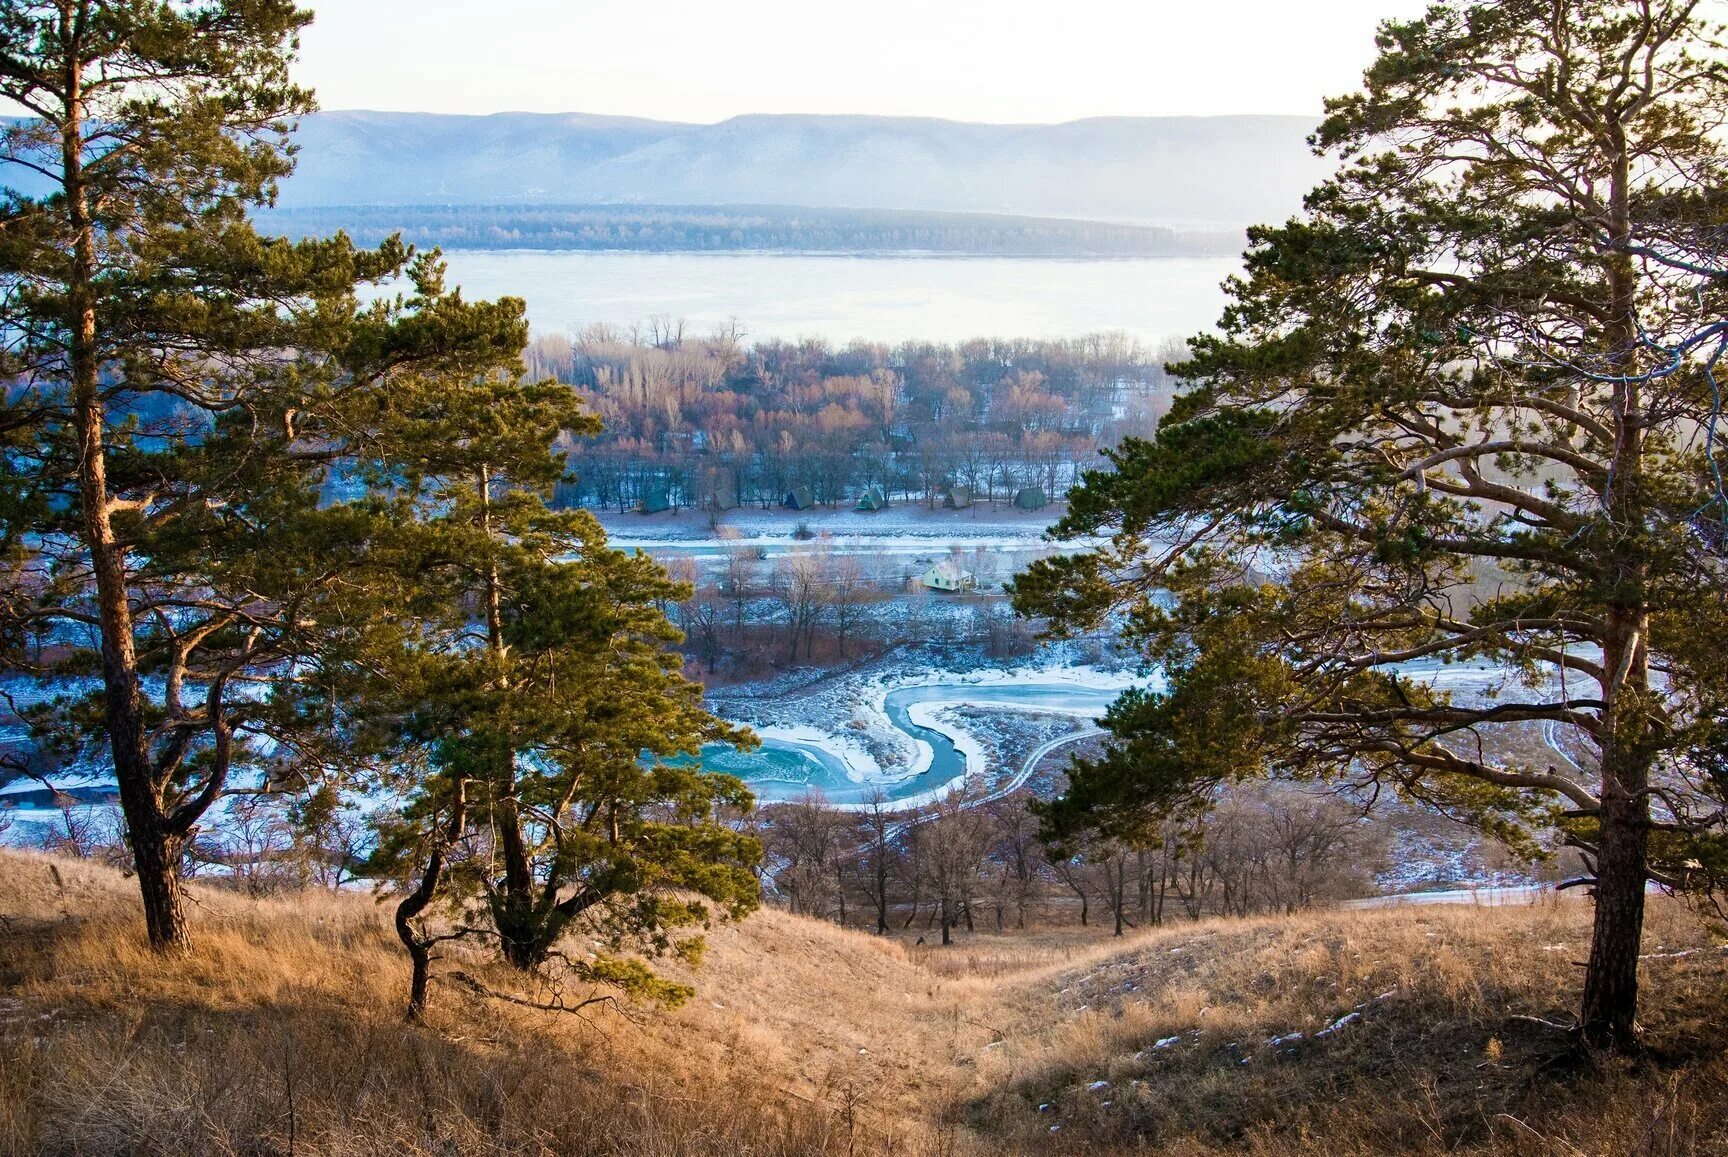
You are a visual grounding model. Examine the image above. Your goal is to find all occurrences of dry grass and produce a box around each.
[960,899,1728,1154]
[0,852,845,1156]
[3,852,1726,1155]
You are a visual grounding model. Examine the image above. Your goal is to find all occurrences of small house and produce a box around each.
[942,485,973,510]
[637,487,672,515]
[915,557,976,593]
[1013,486,1047,511]
[855,485,887,512]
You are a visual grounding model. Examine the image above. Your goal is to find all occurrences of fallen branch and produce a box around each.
[446,970,620,1016]
[1506,1014,1576,1032]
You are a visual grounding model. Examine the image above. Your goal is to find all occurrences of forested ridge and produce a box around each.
[260,203,1242,256]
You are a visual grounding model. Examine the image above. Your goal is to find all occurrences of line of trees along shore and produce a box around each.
[260,203,1244,258]
[527,327,1185,512]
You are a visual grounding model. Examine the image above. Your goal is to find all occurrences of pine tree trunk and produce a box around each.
[493,809,542,969]
[1582,786,1648,1048]
[62,46,190,954]
[1579,122,1651,1053]
[397,780,467,1022]
[1580,607,1652,1050]
[477,467,546,972]
[121,797,190,951]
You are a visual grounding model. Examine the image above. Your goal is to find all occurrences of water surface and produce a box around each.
[432,250,1241,344]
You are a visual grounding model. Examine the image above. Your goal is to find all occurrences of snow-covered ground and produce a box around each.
[599,502,1075,544]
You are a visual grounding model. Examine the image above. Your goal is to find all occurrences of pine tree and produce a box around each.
[0,2,524,950]
[1013,0,1728,1049]
[358,360,760,1016]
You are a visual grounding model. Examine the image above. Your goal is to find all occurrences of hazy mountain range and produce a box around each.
[279,110,1326,227]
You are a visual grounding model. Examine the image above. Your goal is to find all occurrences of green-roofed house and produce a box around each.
[1013,486,1047,511]
[855,485,887,512]
[783,487,816,511]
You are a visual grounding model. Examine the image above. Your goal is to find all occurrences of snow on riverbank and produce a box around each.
[707,657,1147,809]
[598,504,1074,545]
[908,704,988,778]
[752,724,885,780]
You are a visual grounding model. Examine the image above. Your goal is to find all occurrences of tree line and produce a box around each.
[527,327,1185,512]
[662,540,1053,677]
[260,203,1244,258]
[755,782,1389,943]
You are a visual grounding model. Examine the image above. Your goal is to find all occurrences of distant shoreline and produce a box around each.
[257,202,1246,260]
[317,247,1232,261]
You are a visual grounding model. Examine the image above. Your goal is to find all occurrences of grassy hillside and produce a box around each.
[2,850,1724,1155]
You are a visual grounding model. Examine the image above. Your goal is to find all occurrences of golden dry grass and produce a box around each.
[3,851,1726,1155]
[0,852,843,1156]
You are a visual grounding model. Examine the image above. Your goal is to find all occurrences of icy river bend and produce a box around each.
[695,655,1536,811]
[698,680,1128,808]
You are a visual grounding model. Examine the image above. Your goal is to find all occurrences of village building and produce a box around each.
[913,557,976,593]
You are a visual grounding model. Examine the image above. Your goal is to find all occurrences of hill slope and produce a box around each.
[3,851,1723,1155]
[278,110,1326,226]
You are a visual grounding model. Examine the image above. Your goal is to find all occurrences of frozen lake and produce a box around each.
[430,250,1242,344]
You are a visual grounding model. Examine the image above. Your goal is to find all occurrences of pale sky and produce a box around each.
[297,0,1432,124]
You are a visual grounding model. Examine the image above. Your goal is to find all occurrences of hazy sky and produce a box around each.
[298,0,1431,124]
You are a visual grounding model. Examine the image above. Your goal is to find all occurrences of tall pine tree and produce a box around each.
[0,2,524,949]
[358,354,760,1017]
[1014,0,1728,1048]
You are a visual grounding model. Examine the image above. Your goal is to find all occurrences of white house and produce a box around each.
[914,557,976,593]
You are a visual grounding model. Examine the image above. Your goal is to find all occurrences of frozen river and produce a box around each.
[700,680,1125,805]
[2,656,1542,823]
[699,654,1534,809]
[430,250,1241,344]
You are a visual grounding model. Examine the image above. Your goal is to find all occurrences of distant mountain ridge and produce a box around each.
[280,110,1326,227]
